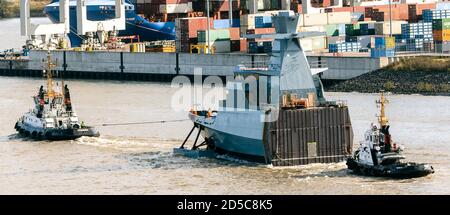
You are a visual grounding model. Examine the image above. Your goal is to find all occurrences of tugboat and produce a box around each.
[346,91,434,178]
[14,52,99,140]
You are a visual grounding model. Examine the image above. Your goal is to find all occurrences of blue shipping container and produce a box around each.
[255,16,272,28]
[371,48,395,58]
[213,19,241,29]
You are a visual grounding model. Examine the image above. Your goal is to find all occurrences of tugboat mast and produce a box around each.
[376,90,389,128]
[44,51,59,99]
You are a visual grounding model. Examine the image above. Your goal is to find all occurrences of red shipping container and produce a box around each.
[398,4,410,20]
[353,6,366,13]
[417,3,436,15]
[323,0,331,7]
[211,0,240,11]
[229,28,240,40]
[297,5,303,13]
[179,17,209,38]
[253,28,276,35]
[331,7,353,12]
[240,38,247,52]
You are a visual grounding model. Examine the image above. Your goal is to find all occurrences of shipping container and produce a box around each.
[298,26,326,34]
[432,18,450,30]
[435,41,450,52]
[255,15,273,28]
[325,24,340,37]
[370,48,395,58]
[436,2,450,10]
[213,19,241,29]
[327,12,353,24]
[433,29,450,41]
[303,13,328,26]
[199,40,231,53]
[240,14,257,29]
[197,29,230,43]
[328,41,361,53]
[240,38,247,52]
[423,9,450,22]
[345,23,360,36]
[374,36,396,49]
[357,35,373,49]
[401,22,433,39]
[228,28,240,40]
[230,40,240,52]
[374,20,407,35]
[247,28,276,35]
[327,36,347,46]
[159,2,193,14]
[300,36,327,52]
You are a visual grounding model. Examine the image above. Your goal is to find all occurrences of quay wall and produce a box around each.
[0,50,391,80]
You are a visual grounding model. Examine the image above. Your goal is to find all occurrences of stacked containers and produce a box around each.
[175,17,209,53]
[423,9,450,22]
[433,18,450,52]
[240,14,257,36]
[401,22,433,51]
[244,13,276,54]
[433,18,450,41]
[345,23,360,36]
[255,16,273,28]
[325,24,340,37]
[197,29,231,53]
[374,21,408,35]
[408,4,418,23]
[328,42,361,53]
[300,36,327,52]
[370,36,395,57]
[359,22,376,35]
[213,19,241,29]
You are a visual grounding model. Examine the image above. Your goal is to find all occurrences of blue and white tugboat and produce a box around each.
[14,52,99,140]
[346,91,434,178]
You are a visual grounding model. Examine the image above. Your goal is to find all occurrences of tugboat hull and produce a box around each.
[346,158,435,179]
[15,122,99,140]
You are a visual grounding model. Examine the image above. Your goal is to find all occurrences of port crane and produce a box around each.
[20,0,126,50]
[20,0,70,50]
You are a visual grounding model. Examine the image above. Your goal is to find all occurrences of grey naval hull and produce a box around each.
[191,111,266,162]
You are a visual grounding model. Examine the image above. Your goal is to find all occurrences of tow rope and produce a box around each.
[96,119,190,127]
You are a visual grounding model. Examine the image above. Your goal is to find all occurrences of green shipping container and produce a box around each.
[326,24,340,36]
[197,29,230,43]
[345,23,360,36]
[433,18,450,30]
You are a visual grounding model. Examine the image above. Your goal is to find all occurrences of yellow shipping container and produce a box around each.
[433,29,450,41]
[386,37,395,49]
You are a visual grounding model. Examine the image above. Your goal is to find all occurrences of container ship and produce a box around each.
[44,0,176,47]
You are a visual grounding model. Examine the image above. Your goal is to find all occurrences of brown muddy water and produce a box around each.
[0,77,449,194]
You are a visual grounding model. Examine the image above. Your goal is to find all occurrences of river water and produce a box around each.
[1,18,449,194]
[0,77,449,194]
